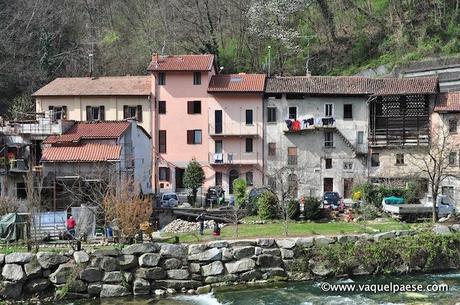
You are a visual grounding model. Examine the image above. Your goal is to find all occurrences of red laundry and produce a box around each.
[292,120,301,131]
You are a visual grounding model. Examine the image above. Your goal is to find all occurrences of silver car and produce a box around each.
[160,192,179,208]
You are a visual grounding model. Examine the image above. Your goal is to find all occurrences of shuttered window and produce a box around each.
[123,105,143,122]
[159,130,167,153]
[158,101,166,114]
[159,167,170,181]
[187,101,201,114]
[86,106,105,121]
[288,147,297,165]
[187,130,202,144]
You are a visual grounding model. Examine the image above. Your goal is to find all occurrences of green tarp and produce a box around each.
[0,213,27,242]
[383,196,405,205]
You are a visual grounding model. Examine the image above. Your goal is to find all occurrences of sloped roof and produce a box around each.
[265,76,438,96]
[43,121,130,144]
[41,144,121,162]
[208,74,266,93]
[147,54,214,71]
[32,76,151,97]
[434,92,460,112]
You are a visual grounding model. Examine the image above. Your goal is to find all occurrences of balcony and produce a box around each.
[0,117,70,138]
[209,123,260,137]
[9,159,29,173]
[209,152,260,165]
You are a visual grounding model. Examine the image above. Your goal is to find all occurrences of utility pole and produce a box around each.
[267,46,271,77]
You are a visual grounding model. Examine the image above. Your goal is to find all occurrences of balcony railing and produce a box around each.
[9,159,28,173]
[209,123,260,137]
[210,152,260,165]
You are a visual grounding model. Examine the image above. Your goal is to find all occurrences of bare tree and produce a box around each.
[24,168,45,251]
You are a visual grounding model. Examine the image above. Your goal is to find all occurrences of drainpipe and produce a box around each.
[152,74,159,195]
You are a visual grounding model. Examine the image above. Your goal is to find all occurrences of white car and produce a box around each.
[160,192,179,208]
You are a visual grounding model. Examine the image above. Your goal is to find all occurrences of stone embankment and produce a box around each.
[0,224,459,300]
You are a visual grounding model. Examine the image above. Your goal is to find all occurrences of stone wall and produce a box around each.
[1,226,460,300]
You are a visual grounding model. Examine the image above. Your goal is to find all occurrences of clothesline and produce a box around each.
[285,116,336,131]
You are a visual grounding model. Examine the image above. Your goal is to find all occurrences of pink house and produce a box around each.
[207,74,266,193]
[148,54,216,192]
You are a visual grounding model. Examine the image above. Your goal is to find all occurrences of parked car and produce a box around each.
[323,191,341,209]
[205,186,225,206]
[160,192,179,208]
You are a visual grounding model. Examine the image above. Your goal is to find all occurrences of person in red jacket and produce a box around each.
[67,215,76,238]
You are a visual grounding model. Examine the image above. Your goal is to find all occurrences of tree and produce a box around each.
[232,178,247,238]
[408,125,454,223]
[7,94,35,120]
[183,158,205,204]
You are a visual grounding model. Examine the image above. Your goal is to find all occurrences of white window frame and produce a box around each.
[288,106,297,120]
[325,103,334,117]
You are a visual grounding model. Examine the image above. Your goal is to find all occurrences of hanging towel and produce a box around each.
[285,119,293,130]
[306,118,314,126]
[315,117,322,126]
[322,117,335,126]
[302,119,308,129]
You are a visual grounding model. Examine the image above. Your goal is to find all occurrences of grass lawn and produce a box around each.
[166,218,424,244]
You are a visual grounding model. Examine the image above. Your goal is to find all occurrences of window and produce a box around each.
[449,152,457,166]
[187,130,202,144]
[246,172,254,186]
[371,153,380,167]
[267,107,276,123]
[324,131,334,147]
[158,101,166,114]
[449,119,457,133]
[288,107,297,120]
[159,167,170,181]
[48,106,67,121]
[158,72,166,85]
[268,177,276,190]
[245,109,253,125]
[245,138,253,153]
[268,143,276,156]
[343,161,353,171]
[325,104,333,117]
[123,105,143,122]
[193,72,201,85]
[396,153,404,165]
[288,147,297,165]
[187,101,201,114]
[325,158,332,169]
[357,131,364,145]
[159,130,167,153]
[16,182,26,199]
[215,140,223,153]
[86,106,105,121]
[215,172,222,186]
[344,104,353,119]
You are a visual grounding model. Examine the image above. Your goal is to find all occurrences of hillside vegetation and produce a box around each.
[1,0,460,114]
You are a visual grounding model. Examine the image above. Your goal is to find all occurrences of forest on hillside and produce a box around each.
[2,0,460,115]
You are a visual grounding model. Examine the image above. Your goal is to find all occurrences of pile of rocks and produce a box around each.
[162,219,217,234]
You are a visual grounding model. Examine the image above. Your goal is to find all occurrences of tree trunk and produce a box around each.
[192,189,198,205]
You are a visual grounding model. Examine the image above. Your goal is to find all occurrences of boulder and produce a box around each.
[49,263,74,284]
[160,244,187,258]
[100,256,119,271]
[154,280,201,290]
[204,274,237,284]
[136,267,166,280]
[188,248,221,261]
[24,278,50,294]
[314,236,336,246]
[167,269,190,280]
[222,248,233,262]
[201,261,224,276]
[196,285,212,294]
[0,254,5,265]
[276,239,297,249]
[87,282,102,296]
[239,270,262,282]
[188,244,207,255]
[373,231,396,242]
[139,253,161,267]
[189,263,201,274]
[207,241,229,248]
[2,264,26,281]
[280,249,294,259]
[451,224,460,232]
[261,267,287,279]
[103,271,125,283]
[225,258,255,274]
[432,224,451,235]
[36,252,69,269]
[257,238,275,248]
[233,246,255,259]
[80,267,103,283]
[24,257,42,279]
[255,247,262,256]
[133,278,150,295]
[262,248,281,256]
[296,237,314,248]
[100,284,130,298]
[0,281,23,298]
[5,252,33,264]
[154,289,166,296]
[163,258,182,270]
[69,279,87,293]
[74,251,90,264]
[92,248,120,257]
[119,255,137,270]
[256,254,282,268]
[122,243,159,255]
[311,263,332,277]
[227,240,256,247]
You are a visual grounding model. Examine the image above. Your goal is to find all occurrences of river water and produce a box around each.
[60,272,460,305]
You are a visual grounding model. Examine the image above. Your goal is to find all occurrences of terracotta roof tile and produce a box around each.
[208,74,266,93]
[44,121,130,144]
[147,54,214,71]
[32,76,151,96]
[41,144,121,162]
[265,76,438,96]
[434,92,460,112]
